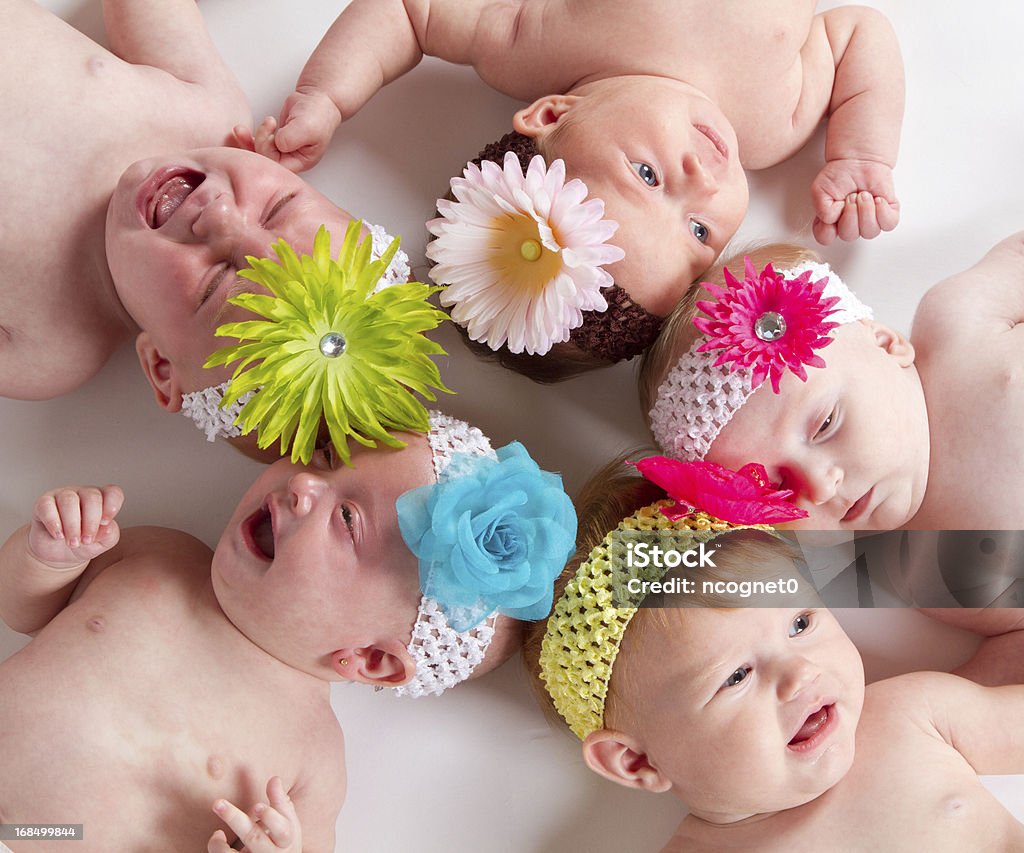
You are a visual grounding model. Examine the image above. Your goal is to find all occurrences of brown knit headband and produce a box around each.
[468,132,663,364]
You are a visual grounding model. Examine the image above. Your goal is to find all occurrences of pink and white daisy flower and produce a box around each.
[694,258,841,393]
[427,152,625,355]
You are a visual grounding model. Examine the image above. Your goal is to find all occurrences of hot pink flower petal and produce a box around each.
[630,456,808,525]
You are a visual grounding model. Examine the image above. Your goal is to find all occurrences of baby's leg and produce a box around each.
[922,608,1024,686]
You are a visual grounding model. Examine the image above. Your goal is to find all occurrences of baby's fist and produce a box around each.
[811,159,899,245]
[28,485,123,569]
[272,88,343,173]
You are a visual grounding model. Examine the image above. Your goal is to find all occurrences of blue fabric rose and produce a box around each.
[396,442,578,630]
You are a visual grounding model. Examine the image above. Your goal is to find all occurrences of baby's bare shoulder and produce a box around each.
[70,526,213,605]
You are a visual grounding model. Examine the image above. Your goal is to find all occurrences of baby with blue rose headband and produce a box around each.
[0,410,576,850]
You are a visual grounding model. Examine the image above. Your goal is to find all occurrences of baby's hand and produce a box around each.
[209,777,302,853]
[235,89,341,174]
[811,159,900,245]
[27,485,123,570]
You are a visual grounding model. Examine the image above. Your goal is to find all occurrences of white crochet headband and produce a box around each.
[649,260,872,462]
[391,411,499,698]
[181,220,411,440]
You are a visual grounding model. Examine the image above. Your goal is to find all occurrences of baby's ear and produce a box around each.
[864,319,915,367]
[331,642,417,687]
[582,730,673,793]
[135,332,185,412]
[513,94,580,138]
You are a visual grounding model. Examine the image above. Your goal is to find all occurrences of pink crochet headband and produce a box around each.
[649,259,872,461]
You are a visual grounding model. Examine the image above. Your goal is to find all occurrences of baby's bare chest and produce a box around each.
[0,591,332,849]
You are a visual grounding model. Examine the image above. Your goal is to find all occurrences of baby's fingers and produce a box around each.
[261,777,301,848]
[207,829,234,853]
[213,798,277,852]
[253,116,281,161]
[812,216,838,246]
[875,196,900,234]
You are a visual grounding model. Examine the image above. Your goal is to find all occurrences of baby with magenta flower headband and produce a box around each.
[244,0,906,381]
[522,454,1024,853]
[0,408,576,848]
[642,233,1024,531]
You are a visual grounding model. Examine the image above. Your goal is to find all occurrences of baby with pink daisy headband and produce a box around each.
[523,457,1024,853]
[0,411,576,850]
[243,0,903,380]
[641,232,1024,531]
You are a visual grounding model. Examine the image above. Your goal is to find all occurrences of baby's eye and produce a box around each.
[689,219,710,244]
[789,612,812,637]
[340,504,353,530]
[311,443,338,470]
[723,666,750,688]
[815,409,836,437]
[630,161,659,187]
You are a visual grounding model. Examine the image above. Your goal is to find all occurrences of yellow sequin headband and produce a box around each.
[539,502,758,740]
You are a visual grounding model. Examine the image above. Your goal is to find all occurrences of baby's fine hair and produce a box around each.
[522,454,806,735]
[637,243,822,425]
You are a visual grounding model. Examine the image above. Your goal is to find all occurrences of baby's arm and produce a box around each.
[921,609,1024,686]
[254,0,510,171]
[103,0,238,89]
[810,6,904,245]
[913,232,1024,340]
[915,671,1024,774]
[0,485,124,635]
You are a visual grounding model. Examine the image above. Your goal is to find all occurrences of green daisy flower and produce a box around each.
[205,221,452,465]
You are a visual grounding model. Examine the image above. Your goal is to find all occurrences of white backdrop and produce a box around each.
[3,1,1023,849]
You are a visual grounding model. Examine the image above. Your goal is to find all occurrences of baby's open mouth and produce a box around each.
[788,703,835,750]
[148,169,205,228]
[243,504,275,561]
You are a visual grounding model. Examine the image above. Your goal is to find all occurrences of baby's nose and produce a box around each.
[192,196,272,260]
[799,463,842,507]
[286,472,330,517]
[777,655,819,702]
[682,153,717,195]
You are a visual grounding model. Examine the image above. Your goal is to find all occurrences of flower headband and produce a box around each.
[539,456,804,739]
[394,412,578,697]
[184,221,449,463]
[649,259,872,462]
[427,150,659,362]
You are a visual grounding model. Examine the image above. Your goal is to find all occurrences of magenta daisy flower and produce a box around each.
[694,257,840,393]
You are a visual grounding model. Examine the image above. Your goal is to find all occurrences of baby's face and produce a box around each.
[534,77,749,317]
[105,147,355,392]
[628,606,864,819]
[706,322,930,530]
[211,435,435,676]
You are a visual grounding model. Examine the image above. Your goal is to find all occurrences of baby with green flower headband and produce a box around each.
[523,457,1024,852]
[0,409,575,848]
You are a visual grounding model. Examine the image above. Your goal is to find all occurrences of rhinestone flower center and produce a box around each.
[754,312,786,342]
[319,332,347,357]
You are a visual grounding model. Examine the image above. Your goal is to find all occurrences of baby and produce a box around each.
[525,463,1024,852]
[3,0,406,409]
[250,0,903,377]
[643,233,1024,530]
[0,413,577,851]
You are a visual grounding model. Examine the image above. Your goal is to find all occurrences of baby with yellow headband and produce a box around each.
[640,232,1024,530]
[525,458,1024,851]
